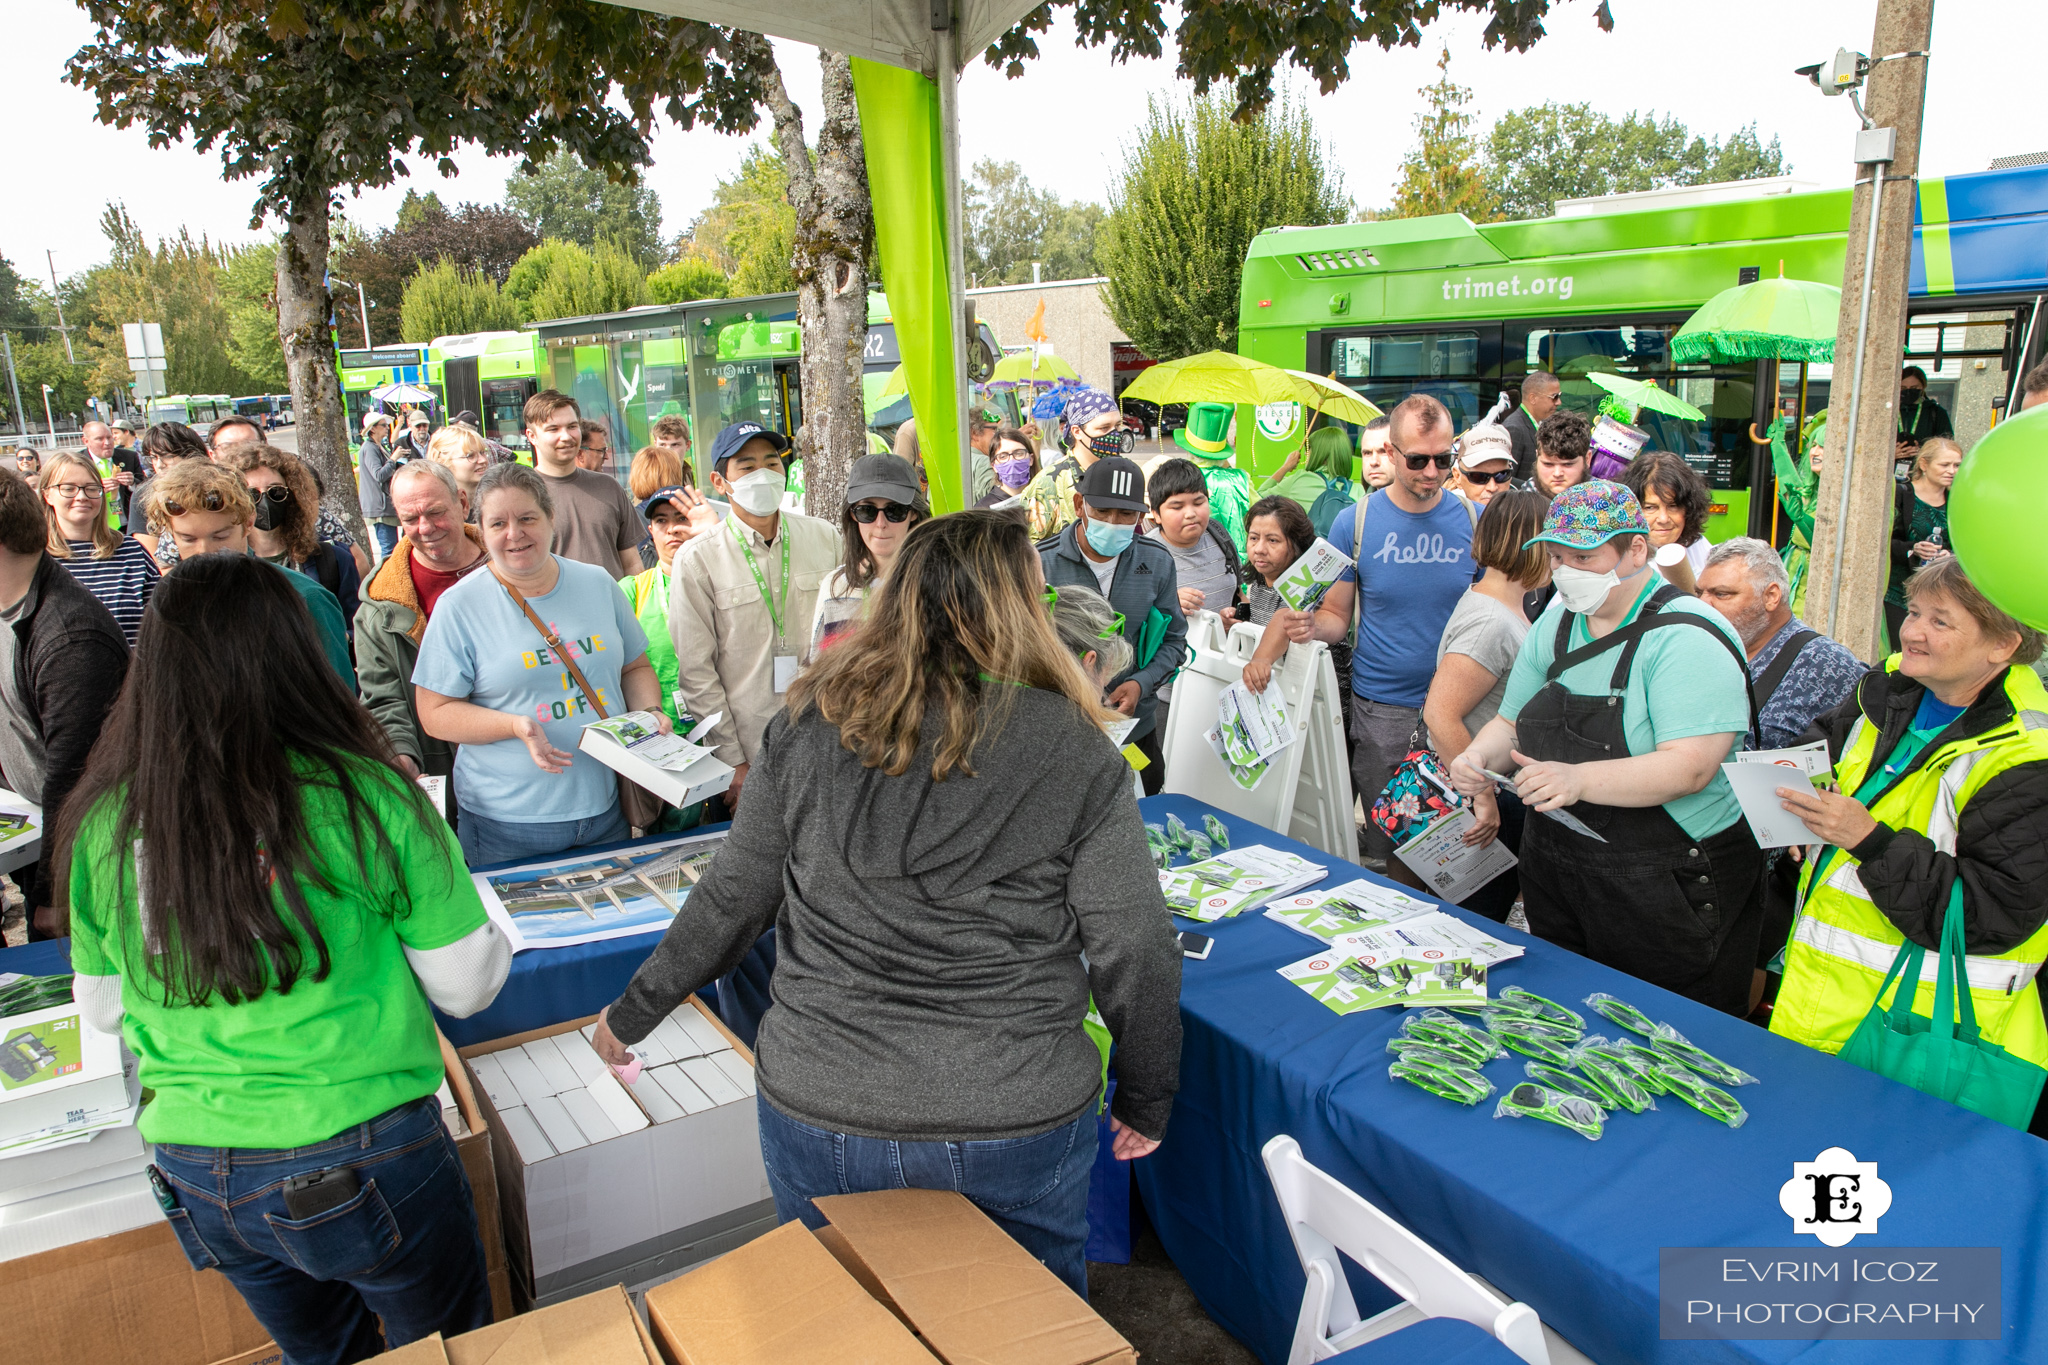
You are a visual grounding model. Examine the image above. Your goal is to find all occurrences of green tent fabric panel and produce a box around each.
[849,56,964,512]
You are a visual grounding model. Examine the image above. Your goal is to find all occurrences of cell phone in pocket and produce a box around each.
[281,1166,361,1221]
[1177,931,1214,960]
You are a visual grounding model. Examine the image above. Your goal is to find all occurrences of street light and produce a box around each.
[329,275,373,349]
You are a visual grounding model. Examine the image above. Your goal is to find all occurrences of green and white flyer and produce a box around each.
[1264,878,1439,943]
[1272,537,1354,613]
[1161,845,1327,922]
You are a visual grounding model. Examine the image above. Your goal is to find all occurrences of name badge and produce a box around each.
[773,655,798,694]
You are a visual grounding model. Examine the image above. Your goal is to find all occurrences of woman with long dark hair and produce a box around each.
[594,511,1181,1296]
[57,553,511,1365]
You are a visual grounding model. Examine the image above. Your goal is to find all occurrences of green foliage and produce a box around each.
[1100,90,1348,359]
[1389,48,1496,221]
[4,337,91,431]
[78,204,263,401]
[965,160,1104,286]
[686,145,799,296]
[396,189,447,232]
[401,259,523,341]
[222,242,287,391]
[512,239,648,323]
[1484,103,1790,219]
[331,199,538,345]
[505,152,665,271]
[646,255,732,304]
[0,255,37,333]
[983,0,1597,119]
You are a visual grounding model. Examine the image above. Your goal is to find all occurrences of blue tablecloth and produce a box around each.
[434,826,733,1048]
[1327,1318,1529,1365]
[0,937,72,979]
[1132,794,2048,1365]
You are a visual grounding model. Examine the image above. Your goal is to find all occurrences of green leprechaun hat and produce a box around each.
[1173,401,1236,461]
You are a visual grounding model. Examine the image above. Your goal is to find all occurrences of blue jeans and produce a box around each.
[456,800,627,867]
[153,1096,491,1365]
[755,1093,1099,1298]
[370,521,399,562]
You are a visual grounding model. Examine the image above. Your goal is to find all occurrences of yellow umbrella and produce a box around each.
[989,350,1079,386]
[879,363,909,398]
[1120,350,1382,426]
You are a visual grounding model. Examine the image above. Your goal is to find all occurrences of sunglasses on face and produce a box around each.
[247,484,292,504]
[850,501,914,524]
[1464,467,1515,485]
[162,489,231,516]
[1393,443,1455,471]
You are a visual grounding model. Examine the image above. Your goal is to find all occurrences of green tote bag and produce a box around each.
[1839,883,2048,1130]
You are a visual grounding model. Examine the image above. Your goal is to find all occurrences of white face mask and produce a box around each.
[725,467,786,516]
[1550,561,1621,613]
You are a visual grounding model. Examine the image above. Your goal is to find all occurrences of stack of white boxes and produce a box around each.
[467,1008,754,1161]
[463,1001,773,1305]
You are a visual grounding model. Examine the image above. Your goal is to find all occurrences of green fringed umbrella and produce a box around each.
[1671,266,1842,365]
[1120,350,1383,426]
[1586,372,1706,422]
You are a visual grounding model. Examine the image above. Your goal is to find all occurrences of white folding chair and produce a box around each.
[1262,1134,1553,1365]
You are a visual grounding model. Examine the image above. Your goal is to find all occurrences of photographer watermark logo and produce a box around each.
[1779,1147,1893,1247]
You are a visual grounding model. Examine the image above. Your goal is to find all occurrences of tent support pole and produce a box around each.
[934,15,971,509]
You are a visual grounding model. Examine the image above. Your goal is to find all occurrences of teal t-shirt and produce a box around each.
[66,758,487,1148]
[1499,576,1752,839]
[267,558,356,691]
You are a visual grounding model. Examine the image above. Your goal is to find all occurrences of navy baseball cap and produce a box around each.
[638,485,692,519]
[1078,456,1147,512]
[708,422,792,470]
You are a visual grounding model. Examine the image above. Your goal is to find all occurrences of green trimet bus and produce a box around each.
[338,344,439,451]
[432,331,543,452]
[1238,164,2048,542]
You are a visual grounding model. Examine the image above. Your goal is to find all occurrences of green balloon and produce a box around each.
[1949,405,2048,631]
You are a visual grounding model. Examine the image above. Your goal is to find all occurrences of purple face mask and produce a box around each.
[994,455,1033,488]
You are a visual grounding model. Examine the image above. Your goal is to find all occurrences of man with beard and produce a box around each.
[1696,538,1865,751]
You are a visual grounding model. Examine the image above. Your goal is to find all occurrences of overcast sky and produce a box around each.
[8,0,2043,282]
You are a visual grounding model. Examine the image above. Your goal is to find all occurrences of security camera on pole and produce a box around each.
[1798,0,1934,663]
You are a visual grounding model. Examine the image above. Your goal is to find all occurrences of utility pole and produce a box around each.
[46,250,76,364]
[1806,0,1934,662]
[1,333,24,439]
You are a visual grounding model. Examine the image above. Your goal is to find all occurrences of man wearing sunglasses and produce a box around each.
[1449,424,1516,508]
[1310,393,1481,864]
[1038,456,1188,793]
[669,421,838,811]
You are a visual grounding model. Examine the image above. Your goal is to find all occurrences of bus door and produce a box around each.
[1309,323,1505,466]
[443,357,483,427]
[481,377,536,450]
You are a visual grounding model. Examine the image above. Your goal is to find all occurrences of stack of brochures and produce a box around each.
[1263,878,1440,941]
[1161,845,1327,923]
[1277,910,1525,1015]
[579,709,736,809]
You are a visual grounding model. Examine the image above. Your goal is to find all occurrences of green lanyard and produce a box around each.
[731,517,791,643]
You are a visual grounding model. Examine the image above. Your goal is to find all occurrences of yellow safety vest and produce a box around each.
[1771,661,2048,1067]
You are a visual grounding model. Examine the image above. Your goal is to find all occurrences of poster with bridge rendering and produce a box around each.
[472,831,727,951]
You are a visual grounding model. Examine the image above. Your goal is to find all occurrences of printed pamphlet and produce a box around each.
[1160,845,1327,923]
[586,711,702,769]
[1720,761,1827,848]
[1733,741,1832,779]
[1279,927,1487,1014]
[416,775,446,819]
[1203,727,1270,791]
[0,1002,126,1142]
[1272,538,1354,613]
[0,807,37,851]
[1216,682,1292,765]
[1394,806,1518,904]
[580,710,736,809]
[1264,879,1438,943]
[1331,910,1525,971]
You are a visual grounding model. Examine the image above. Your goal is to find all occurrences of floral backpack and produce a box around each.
[1369,732,1468,846]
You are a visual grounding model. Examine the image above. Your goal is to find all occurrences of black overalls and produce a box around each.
[1514,584,1767,1016]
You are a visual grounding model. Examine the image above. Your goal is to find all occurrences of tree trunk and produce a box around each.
[275,191,366,551]
[756,48,872,518]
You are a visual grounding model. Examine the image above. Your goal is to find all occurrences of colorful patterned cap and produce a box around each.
[1523,479,1647,550]
[1062,387,1118,426]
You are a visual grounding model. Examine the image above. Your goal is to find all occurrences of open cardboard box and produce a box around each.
[10,1035,511,1365]
[645,1188,1137,1365]
[458,999,774,1309]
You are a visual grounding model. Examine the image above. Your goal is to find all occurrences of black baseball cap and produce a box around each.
[1078,456,1147,512]
[638,486,691,519]
[708,422,792,471]
[844,453,922,506]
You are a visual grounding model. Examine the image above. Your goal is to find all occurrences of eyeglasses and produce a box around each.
[52,483,104,502]
[161,489,231,516]
[850,501,914,524]
[1392,441,1455,471]
[248,485,292,504]
[1041,585,1125,639]
[1463,468,1515,485]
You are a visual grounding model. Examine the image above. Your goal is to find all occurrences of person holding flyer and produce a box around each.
[1447,481,1764,1015]
[1238,497,1350,699]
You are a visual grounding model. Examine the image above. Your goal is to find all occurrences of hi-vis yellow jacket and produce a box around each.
[1771,660,2048,1066]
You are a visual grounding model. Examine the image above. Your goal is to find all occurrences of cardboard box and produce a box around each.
[816,1190,1137,1365]
[460,1000,774,1307]
[578,720,735,810]
[644,1221,936,1365]
[648,1190,1135,1365]
[439,1029,514,1323]
[445,1284,658,1365]
[11,1220,278,1365]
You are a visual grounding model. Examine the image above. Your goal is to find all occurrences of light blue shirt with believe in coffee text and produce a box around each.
[412,554,648,825]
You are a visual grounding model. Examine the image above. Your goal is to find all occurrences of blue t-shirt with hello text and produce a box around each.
[412,555,649,825]
[1331,492,1477,707]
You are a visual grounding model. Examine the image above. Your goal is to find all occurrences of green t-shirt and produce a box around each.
[622,565,680,722]
[67,757,487,1147]
[1499,576,1751,840]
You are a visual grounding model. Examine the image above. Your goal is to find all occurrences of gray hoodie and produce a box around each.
[606,687,1183,1142]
